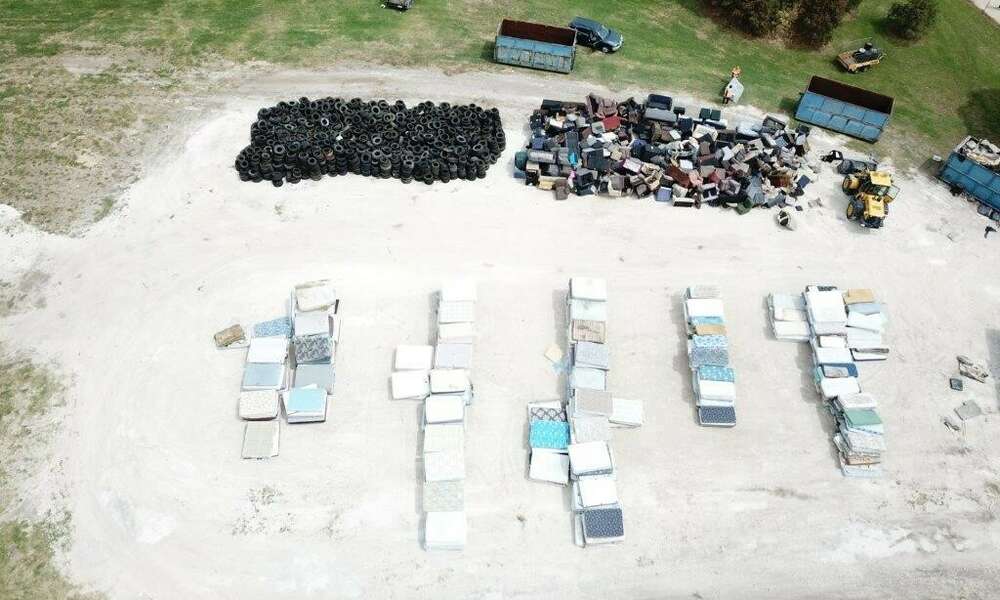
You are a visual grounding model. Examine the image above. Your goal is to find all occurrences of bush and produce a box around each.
[794,0,848,47]
[709,0,785,37]
[886,0,938,40]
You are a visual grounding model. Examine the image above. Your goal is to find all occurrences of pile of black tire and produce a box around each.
[234,97,505,187]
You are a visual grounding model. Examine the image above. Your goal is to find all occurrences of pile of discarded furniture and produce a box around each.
[217,280,339,460]
[235,97,505,186]
[514,93,813,213]
[526,278,643,547]
[682,285,736,427]
[769,286,888,477]
[390,281,476,550]
[938,136,1000,219]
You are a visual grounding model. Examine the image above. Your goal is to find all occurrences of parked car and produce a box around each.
[568,17,623,53]
[382,0,413,10]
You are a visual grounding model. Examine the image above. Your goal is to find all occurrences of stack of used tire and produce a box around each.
[234,97,505,187]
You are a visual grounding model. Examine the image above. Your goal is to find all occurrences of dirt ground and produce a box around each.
[1,67,999,599]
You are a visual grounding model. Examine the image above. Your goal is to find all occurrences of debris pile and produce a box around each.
[771,286,889,477]
[390,280,477,551]
[220,279,339,459]
[683,285,736,427]
[515,94,814,212]
[527,278,643,547]
[235,98,505,187]
[958,137,1000,171]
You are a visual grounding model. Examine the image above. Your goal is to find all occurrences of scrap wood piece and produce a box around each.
[957,355,990,382]
[214,324,246,348]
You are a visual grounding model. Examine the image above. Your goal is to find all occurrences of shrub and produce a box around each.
[886,0,938,40]
[794,0,848,47]
[709,0,785,37]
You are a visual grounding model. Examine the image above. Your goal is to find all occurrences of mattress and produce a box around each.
[437,301,476,324]
[294,280,337,312]
[423,481,464,512]
[241,362,286,391]
[529,451,570,485]
[570,277,608,301]
[569,299,608,322]
[433,343,473,369]
[573,341,610,370]
[238,390,279,420]
[424,511,466,550]
[423,424,465,454]
[391,370,430,400]
[246,337,289,364]
[429,369,470,394]
[241,421,280,459]
[395,345,435,371]
[529,420,571,450]
[293,363,334,392]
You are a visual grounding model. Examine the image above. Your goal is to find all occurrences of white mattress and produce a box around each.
[294,310,332,337]
[571,367,607,391]
[685,298,725,319]
[529,451,570,485]
[837,392,878,410]
[241,421,280,459]
[294,280,337,312]
[424,449,465,482]
[438,301,476,324]
[423,424,465,454]
[818,376,861,399]
[569,298,608,322]
[772,320,811,339]
[696,379,736,401]
[577,476,618,508]
[395,345,434,371]
[430,369,470,394]
[805,290,846,324]
[847,311,884,333]
[391,370,430,400]
[246,337,288,364]
[437,322,476,343]
[609,398,643,427]
[238,390,279,420]
[424,396,465,425]
[570,277,608,301]
[424,511,466,550]
[568,442,613,475]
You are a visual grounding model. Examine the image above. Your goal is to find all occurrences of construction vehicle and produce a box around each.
[837,40,885,73]
[842,170,898,228]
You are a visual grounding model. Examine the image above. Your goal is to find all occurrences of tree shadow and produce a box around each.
[986,329,1000,410]
[957,89,1000,141]
[479,41,494,62]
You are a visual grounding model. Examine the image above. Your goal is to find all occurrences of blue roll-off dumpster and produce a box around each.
[494,19,577,74]
[795,76,894,142]
[939,136,1000,212]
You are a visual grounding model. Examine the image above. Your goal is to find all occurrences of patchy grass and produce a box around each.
[0,515,102,600]
[0,0,997,230]
[93,196,115,222]
[0,349,102,599]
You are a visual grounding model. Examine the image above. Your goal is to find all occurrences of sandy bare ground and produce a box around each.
[2,67,999,599]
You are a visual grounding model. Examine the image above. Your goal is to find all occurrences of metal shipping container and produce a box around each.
[494,19,576,74]
[795,76,894,142]
[939,136,1000,211]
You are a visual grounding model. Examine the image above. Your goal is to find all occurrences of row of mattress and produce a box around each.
[524,277,635,547]
[683,285,736,427]
[773,286,888,477]
[238,280,339,459]
[390,281,477,551]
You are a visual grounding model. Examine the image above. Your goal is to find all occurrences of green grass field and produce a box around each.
[0,0,997,229]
